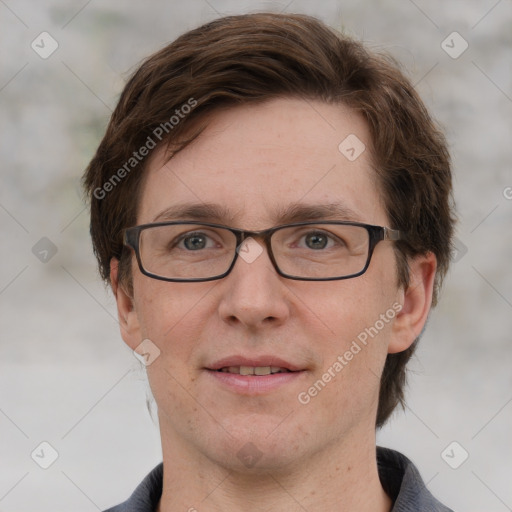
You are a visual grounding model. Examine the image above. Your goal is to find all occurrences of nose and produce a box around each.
[217,237,291,330]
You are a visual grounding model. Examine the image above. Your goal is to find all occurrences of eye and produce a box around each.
[298,230,341,250]
[303,232,331,250]
[176,231,218,251]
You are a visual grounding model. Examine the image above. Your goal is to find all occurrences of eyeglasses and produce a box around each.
[123,221,403,282]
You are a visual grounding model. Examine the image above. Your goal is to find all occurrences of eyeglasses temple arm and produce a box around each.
[383,227,402,241]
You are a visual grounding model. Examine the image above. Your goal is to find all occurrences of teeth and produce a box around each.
[240,366,253,375]
[254,366,271,376]
[219,366,290,375]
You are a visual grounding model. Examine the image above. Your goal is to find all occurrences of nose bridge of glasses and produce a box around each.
[229,227,281,276]
[234,226,274,255]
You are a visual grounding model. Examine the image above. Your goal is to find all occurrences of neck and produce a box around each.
[156,427,391,512]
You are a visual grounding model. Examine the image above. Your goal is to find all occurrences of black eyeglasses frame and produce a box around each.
[123,220,403,283]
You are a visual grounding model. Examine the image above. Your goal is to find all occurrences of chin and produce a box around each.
[201,416,310,474]
[213,444,303,475]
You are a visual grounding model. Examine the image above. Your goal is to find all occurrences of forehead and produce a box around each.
[138,98,387,228]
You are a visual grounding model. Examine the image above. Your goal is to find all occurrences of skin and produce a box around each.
[111,97,436,511]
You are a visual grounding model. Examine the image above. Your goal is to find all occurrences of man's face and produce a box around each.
[117,98,408,471]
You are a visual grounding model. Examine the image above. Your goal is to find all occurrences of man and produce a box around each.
[83,12,455,512]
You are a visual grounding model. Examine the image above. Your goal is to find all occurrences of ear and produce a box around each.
[110,258,142,350]
[388,252,437,354]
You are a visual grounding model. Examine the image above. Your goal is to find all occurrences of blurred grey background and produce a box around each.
[1,1,511,510]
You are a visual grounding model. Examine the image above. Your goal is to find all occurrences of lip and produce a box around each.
[206,370,305,394]
[204,355,307,395]
[207,355,303,372]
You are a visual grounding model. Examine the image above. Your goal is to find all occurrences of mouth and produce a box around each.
[205,356,306,394]
[216,366,292,375]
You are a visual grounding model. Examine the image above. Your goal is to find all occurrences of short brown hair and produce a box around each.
[83,12,455,427]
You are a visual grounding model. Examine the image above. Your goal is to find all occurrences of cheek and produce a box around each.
[132,278,216,377]
[303,313,394,430]
[298,268,398,346]
[134,281,211,425]
[134,276,213,335]
[296,273,399,419]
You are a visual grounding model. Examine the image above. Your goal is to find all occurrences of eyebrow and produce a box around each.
[152,201,363,225]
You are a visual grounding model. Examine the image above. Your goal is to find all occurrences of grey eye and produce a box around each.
[182,234,208,250]
[304,232,329,250]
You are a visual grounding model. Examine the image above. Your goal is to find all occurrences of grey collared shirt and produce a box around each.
[103,447,454,511]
